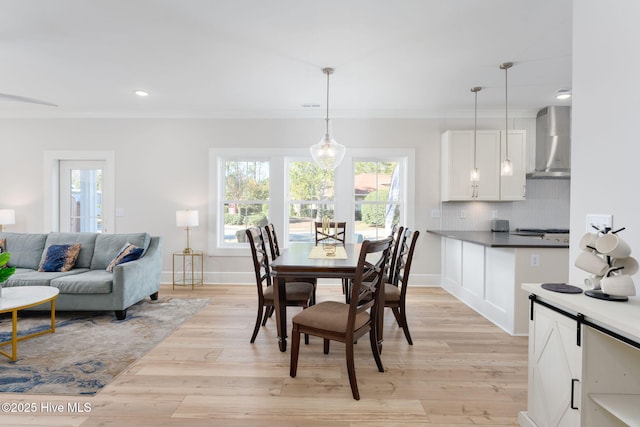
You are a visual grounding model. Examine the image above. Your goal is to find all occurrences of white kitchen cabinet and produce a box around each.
[441,129,526,201]
[520,283,640,427]
[500,130,527,200]
[525,303,582,427]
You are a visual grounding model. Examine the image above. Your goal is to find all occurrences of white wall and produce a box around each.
[570,1,640,292]
[0,117,453,284]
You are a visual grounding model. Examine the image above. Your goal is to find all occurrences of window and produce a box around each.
[354,161,400,241]
[287,160,334,243]
[222,160,270,245]
[210,148,414,256]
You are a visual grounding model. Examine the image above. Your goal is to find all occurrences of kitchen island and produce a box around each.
[429,230,569,335]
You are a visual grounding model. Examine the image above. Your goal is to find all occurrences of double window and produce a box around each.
[209,148,414,256]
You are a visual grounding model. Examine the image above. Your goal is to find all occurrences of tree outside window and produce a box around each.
[354,161,400,241]
[223,160,270,243]
[288,161,334,242]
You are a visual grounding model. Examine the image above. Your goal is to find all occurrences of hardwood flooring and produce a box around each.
[0,284,528,426]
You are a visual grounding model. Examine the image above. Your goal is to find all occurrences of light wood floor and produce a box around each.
[0,284,528,426]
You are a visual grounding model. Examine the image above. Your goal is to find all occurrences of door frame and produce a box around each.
[44,151,115,233]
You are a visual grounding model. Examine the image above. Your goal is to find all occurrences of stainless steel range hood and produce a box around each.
[527,106,571,179]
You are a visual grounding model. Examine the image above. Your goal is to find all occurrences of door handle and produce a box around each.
[570,378,579,410]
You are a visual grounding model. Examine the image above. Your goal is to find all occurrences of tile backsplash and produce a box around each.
[439,179,570,231]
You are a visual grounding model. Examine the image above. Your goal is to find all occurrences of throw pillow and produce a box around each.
[0,238,5,253]
[106,242,144,273]
[38,243,82,272]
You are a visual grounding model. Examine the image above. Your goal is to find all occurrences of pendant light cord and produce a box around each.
[501,62,512,161]
[323,67,333,139]
[473,89,478,169]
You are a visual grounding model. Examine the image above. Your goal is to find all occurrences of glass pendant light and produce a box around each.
[310,67,346,170]
[500,62,513,176]
[470,87,482,182]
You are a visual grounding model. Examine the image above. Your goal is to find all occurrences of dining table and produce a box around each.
[270,242,386,352]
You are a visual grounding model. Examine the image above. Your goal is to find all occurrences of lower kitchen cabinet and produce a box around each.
[440,237,568,335]
[520,283,640,427]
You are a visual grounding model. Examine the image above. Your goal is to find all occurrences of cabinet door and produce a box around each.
[500,130,526,200]
[441,130,499,201]
[528,303,581,427]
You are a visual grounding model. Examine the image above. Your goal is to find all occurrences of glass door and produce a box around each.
[59,160,106,232]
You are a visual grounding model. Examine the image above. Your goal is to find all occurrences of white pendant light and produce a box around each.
[500,62,513,176]
[310,67,346,170]
[470,87,482,182]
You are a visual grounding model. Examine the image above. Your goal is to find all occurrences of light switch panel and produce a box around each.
[586,214,612,232]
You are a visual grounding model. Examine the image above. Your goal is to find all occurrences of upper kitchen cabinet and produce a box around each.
[500,130,527,201]
[441,130,526,201]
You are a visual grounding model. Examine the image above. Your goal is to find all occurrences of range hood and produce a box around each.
[527,106,571,179]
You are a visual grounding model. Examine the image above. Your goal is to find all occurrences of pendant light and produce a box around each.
[470,87,482,182]
[500,62,513,176]
[310,67,346,170]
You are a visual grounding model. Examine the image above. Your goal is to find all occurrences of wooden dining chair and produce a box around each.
[384,228,419,345]
[246,227,315,344]
[385,224,404,284]
[289,236,393,400]
[263,223,317,305]
[314,221,346,246]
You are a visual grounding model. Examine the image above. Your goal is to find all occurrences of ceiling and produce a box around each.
[0,0,572,119]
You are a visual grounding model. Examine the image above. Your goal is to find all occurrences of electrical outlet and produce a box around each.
[531,254,540,267]
[431,209,441,218]
[460,210,466,219]
[586,214,612,232]
[492,210,499,219]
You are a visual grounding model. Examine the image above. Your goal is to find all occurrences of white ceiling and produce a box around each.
[0,0,572,119]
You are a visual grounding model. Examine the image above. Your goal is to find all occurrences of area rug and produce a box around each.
[0,296,210,395]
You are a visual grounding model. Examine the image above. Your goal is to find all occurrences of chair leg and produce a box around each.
[290,327,301,378]
[323,338,330,354]
[251,304,265,343]
[345,341,360,400]
[369,327,385,373]
[391,307,402,326]
[261,306,270,326]
[399,304,413,345]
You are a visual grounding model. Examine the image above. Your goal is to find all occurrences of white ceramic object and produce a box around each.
[595,233,632,259]
[601,274,636,297]
[575,250,609,276]
[612,256,639,276]
[584,275,602,290]
[579,232,599,251]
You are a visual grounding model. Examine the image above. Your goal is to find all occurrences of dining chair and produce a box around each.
[314,220,348,296]
[314,221,346,246]
[246,227,315,344]
[263,223,317,305]
[384,228,419,345]
[289,236,393,400]
[385,224,405,284]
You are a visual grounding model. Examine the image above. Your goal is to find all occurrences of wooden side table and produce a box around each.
[172,251,204,289]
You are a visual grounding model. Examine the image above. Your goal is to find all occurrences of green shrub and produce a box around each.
[361,189,389,226]
[224,213,245,225]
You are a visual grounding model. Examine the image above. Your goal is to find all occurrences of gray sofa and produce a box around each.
[0,232,163,320]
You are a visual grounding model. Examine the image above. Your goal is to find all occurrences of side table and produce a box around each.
[172,251,204,289]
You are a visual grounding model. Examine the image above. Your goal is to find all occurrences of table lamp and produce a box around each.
[0,209,15,232]
[176,209,199,254]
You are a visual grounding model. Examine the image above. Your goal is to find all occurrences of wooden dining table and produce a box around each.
[270,242,385,352]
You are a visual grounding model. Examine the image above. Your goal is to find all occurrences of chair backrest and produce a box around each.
[391,229,420,295]
[246,227,271,298]
[263,223,280,259]
[314,221,346,246]
[347,237,393,337]
[386,225,404,283]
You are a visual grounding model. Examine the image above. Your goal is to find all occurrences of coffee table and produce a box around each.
[0,286,59,361]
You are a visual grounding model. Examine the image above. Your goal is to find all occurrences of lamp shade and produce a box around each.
[0,209,15,225]
[310,136,346,170]
[176,210,199,227]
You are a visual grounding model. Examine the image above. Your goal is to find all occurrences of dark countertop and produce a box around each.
[427,230,569,248]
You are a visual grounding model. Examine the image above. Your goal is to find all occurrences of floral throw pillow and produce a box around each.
[38,243,82,272]
[106,242,144,273]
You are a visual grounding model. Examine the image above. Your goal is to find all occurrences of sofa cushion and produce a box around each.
[4,268,89,287]
[106,242,144,272]
[0,232,47,269]
[51,270,113,294]
[38,243,81,272]
[42,232,98,268]
[90,233,150,270]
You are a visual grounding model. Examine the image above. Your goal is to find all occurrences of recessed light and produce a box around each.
[555,89,571,100]
[134,90,149,97]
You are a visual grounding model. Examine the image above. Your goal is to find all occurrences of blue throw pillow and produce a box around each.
[106,242,144,272]
[38,243,81,272]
